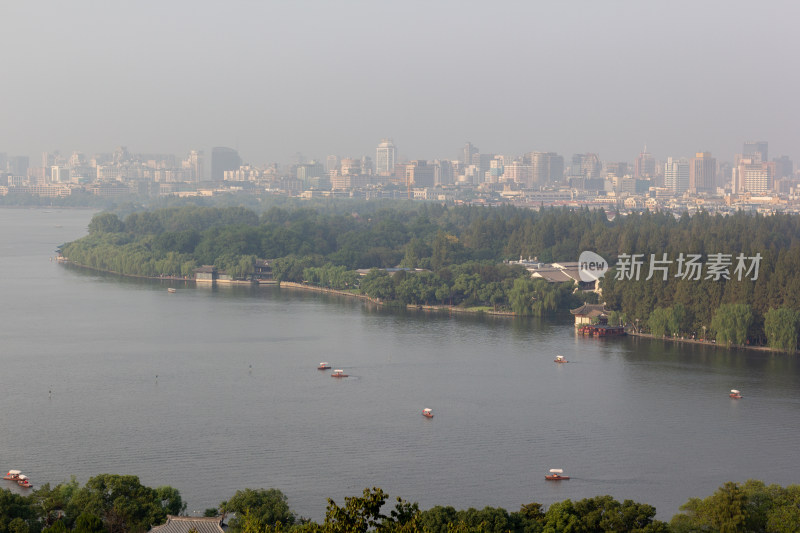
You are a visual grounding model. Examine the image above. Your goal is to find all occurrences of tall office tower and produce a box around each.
[186,150,204,182]
[0,153,8,171]
[211,147,241,182]
[475,153,495,175]
[689,152,717,193]
[376,139,396,175]
[664,157,690,194]
[8,156,29,177]
[435,159,454,185]
[605,161,628,179]
[326,155,340,173]
[735,157,774,193]
[635,147,655,178]
[571,153,602,179]
[773,155,794,179]
[462,142,478,166]
[743,141,768,163]
[530,152,564,184]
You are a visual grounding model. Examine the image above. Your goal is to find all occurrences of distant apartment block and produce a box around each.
[690,152,716,193]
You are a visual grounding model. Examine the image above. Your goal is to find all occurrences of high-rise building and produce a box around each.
[186,150,204,182]
[743,141,768,163]
[211,147,241,182]
[434,160,454,186]
[51,166,70,183]
[664,157,689,194]
[405,160,435,188]
[530,152,564,185]
[689,152,716,193]
[605,161,628,179]
[502,161,532,185]
[734,157,774,194]
[773,155,794,180]
[376,139,396,176]
[296,161,325,181]
[326,155,340,174]
[462,142,478,166]
[571,153,601,179]
[361,156,374,176]
[340,158,361,176]
[8,156,29,177]
[635,148,655,179]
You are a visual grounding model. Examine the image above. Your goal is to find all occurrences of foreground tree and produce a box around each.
[764,307,800,353]
[67,474,185,533]
[220,489,295,531]
[671,480,800,533]
[711,303,753,347]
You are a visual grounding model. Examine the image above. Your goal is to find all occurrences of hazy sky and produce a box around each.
[2,0,798,167]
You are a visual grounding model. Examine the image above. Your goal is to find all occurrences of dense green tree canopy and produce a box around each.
[220,489,294,530]
[62,203,800,345]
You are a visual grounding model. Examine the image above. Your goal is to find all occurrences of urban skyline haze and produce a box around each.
[2,1,798,166]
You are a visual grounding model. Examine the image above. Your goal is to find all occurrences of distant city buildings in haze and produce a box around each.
[211,147,241,182]
[2,136,800,212]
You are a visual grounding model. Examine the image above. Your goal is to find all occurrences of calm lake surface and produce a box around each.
[1,208,799,520]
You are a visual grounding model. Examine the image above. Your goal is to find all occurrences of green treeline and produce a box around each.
[62,204,800,344]
[4,477,800,533]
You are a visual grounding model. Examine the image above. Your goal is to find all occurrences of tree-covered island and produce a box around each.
[60,203,800,351]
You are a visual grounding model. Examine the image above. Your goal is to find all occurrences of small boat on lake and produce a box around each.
[554,355,568,363]
[331,369,348,378]
[730,389,742,399]
[318,362,331,370]
[3,470,22,481]
[422,408,433,418]
[16,475,31,488]
[167,288,176,293]
[545,468,569,481]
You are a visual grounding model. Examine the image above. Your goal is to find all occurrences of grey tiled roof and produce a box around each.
[149,516,225,533]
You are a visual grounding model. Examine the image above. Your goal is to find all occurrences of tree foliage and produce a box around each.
[711,304,753,347]
[63,204,800,341]
[220,489,295,530]
[763,307,800,353]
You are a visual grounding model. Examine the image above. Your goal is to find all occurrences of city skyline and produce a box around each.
[2,1,798,165]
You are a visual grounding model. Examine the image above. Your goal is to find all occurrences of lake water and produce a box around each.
[1,208,799,521]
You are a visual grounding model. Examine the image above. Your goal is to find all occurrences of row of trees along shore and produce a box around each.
[4,475,800,533]
[60,203,800,351]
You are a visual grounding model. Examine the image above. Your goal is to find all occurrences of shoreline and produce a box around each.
[626,330,792,355]
[58,260,792,354]
[278,281,516,317]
